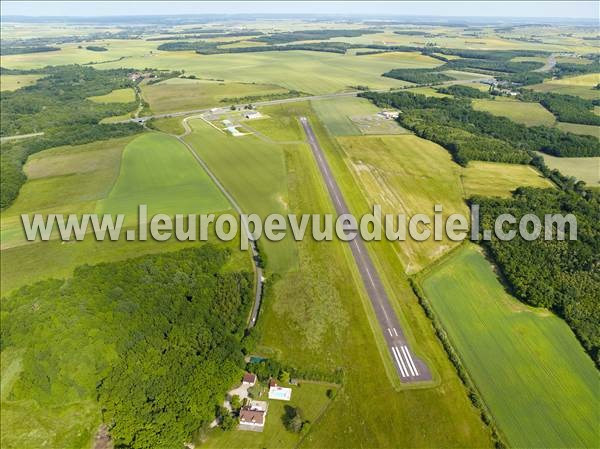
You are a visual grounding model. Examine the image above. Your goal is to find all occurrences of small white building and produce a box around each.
[268,386,292,401]
[244,110,262,120]
[379,110,400,119]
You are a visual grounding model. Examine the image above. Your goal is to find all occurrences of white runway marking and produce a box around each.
[401,346,419,376]
[387,328,393,336]
[391,346,408,377]
[393,328,398,336]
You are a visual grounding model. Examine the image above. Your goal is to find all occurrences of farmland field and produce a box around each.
[141,78,290,114]
[94,50,427,94]
[2,12,600,449]
[419,245,599,449]
[88,87,136,103]
[0,133,239,295]
[462,161,554,197]
[556,121,600,138]
[472,98,556,126]
[97,132,229,220]
[0,74,43,91]
[528,73,600,100]
[336,134,468,273]
[538,152,600,186]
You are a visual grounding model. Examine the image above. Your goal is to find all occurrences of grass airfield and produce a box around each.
[2,18,600,449]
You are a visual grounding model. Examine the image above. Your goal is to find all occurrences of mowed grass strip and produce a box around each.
[311,96,380,136]
[537,152,600,186]
[87,87,136,103]
[472,98,556,127]
[462,161,554,198]
[420,245,600,449]
[97,132,229,221]
[184,118,298,273]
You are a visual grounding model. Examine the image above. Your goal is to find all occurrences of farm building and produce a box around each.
[268,385,292,401]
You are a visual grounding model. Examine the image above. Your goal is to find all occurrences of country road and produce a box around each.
[300,116,432,383]
[156,115,264,329]
[122,76,494,124]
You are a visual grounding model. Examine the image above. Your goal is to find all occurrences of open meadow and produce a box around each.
[462,161,554,197]
[141,78,290,114]
[0,132,240,295]
[538,152,600,186]
[472,98,557,127]
[0,74,43,91]
[336,134,468,273]
[419,244,599,449]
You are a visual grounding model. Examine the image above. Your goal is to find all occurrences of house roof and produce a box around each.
[240,407,265,424]
[243,372,256,383]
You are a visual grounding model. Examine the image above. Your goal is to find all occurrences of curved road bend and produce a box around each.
[161,116,264,328]
[300,116,432,383]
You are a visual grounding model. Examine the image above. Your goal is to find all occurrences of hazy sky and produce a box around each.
[2,1,598,19]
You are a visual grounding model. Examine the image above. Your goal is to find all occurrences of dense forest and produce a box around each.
[382,68,453,84]
[0,45,60,55]
[359,91,600,165]
[474,188,600,365]
[249,29,378,44]
[1,245,254,449]
[0,65,142,209]
[437,84,491,98]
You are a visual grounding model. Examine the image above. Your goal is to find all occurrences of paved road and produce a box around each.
[300,116,431,383]
[123,76,494,124]
[164,115,264,328]
[535,54,557,73]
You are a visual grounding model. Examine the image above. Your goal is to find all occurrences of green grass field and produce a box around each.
[87,87,136,103]
[538,152,600,186]
[336,134,468,273]
[0,133,239,295]
[556,121,600,138]
[0,74,43,91]
[462,161,554,198]
[141,78,290,114]
[472,98,556,126]
[311,96,380,136]
[419,245,599,449]
[97,132,229,220]
[184,118,298,273]
[528,73,600,100]
[96,50,427,94]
